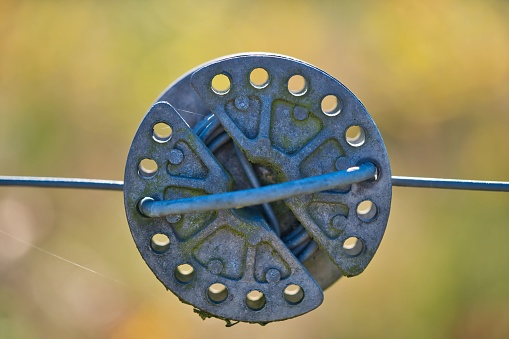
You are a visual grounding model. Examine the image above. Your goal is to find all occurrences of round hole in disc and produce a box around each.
[343,237,364,256]
[283,284,304,305]
[246,290,266,311]
[137,197,154,217]
[357,200,378,222]
[250,68,270,89]
[211,74,231,95]
[288,75,308,96]
[175,264,195,284]
[208,283,228,304]
[138,159,158,179]
[152,122,172,143]
[150,233,170,254]
[321,95,342,116]
[345,126,366,147]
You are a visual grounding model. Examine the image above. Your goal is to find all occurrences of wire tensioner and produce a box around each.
[124,53,392,324]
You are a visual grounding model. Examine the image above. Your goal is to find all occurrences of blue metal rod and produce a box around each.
[0,176,124,191]
[392,176,509,192]
[139,163,377,217]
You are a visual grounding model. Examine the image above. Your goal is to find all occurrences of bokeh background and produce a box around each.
[1,0,509,338]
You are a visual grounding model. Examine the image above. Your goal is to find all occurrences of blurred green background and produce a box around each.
[1,0,509,338]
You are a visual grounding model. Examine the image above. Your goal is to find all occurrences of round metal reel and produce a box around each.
[124,53,392,324]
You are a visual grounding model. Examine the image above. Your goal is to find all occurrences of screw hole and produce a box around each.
[343,237,364,256]
[152,122,172,143]
[175,264,195,284]
[321,95,342,116]
[357,200,378,222]
[345,126,366,147]
[138,159,158,179]
[283,284,304,305]
[211,74,231,95]
[208,283,228,304]
[250,68,269,89]
[288,75,308,96]
[150,233,170,254]
[246,290,266,311]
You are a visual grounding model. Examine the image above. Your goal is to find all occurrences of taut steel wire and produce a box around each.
[1,174,509,192]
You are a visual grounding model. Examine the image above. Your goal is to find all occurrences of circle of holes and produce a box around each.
[135,67,381,310]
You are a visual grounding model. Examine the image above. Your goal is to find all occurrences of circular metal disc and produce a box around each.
[124,53,392,323]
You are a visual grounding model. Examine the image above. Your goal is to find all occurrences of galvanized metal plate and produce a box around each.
[124,102,323,323]
[124,53,392,323]
[190,54,392,277]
